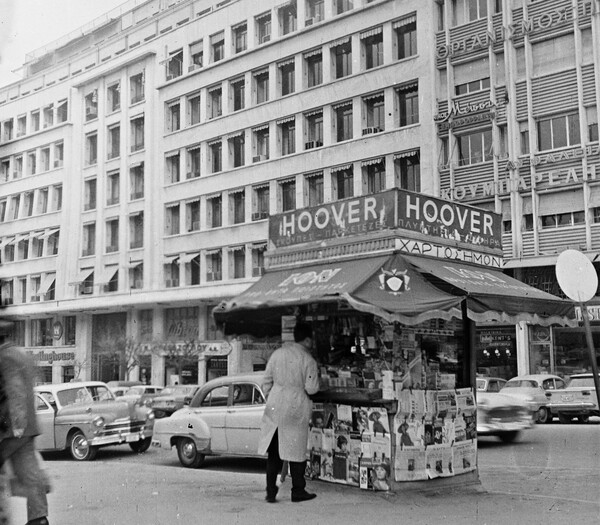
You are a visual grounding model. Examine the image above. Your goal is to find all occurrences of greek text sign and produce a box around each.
[269,191,396,248]
[397,190,502,250]
[397,238,503,268]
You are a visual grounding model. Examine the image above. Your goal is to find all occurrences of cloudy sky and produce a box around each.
[0,0,128,88]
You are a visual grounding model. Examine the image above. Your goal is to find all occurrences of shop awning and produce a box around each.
[214,253,464,326]
[403,255,576,327]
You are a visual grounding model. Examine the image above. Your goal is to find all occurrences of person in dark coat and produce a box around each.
[0,326,50,525]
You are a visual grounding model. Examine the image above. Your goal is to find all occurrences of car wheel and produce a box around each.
[176,437,205,468]
[499,431,520,443]
[69,431,98,461]
[129,437,152,453]
[577,415,590,424]
[536,407,549,424]
[558,413,573,424]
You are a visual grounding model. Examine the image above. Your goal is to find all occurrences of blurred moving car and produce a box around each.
[148,384,201,418]
[476,376,507,392]
[120,385,164,407]
[152,373,265,467]
[34,381,154,461]
[546,373,600,423]
[476,391,533,442]
[107,380,143,397]
[500,374,566,424]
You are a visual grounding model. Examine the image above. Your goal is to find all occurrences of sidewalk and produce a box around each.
[4,459,599,525]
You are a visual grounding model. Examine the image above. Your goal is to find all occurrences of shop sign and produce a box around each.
[397,190,501,250]
[530,326,551,343]
[436,6,573,59]
[575,305,600,322]
[269,190,396,248]
[434,99,496,130]
[441,165,597,201]
[28,350,75,363]
[507,145,600,169]
[397,238,503,268]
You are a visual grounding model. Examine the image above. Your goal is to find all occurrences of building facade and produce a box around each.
[0,0,598,385]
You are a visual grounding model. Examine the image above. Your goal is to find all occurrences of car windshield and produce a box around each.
[126,386,145,395]
[476,379,486,391]
[568,377,596,388]
[503,380,537,388]
[161,386,194,396]
[56,385,114,406]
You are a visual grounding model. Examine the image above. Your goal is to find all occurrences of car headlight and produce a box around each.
[146,410,155,421]
[92,416,105,428]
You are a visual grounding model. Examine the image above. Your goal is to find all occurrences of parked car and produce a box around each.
[34,381,155,461]
[476,376,507,393]
[152,373,265,467]
[500,374,567,424]
[107,380,143,397]
[546,373,600,423]
[148,384,202,418]
[120,385,164,407]
[476,391,533,442]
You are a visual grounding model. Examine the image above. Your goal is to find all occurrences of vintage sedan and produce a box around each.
[500,374,566,423]
[546,373,600,423]
[152,373,265,468]
[476,391,533,443]
[148,384,201,418]
[476,376,507,393]
[34,381,155,461]
[119,385,164,407]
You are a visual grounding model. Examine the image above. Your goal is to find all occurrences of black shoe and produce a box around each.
[265,487,278,503]
[291,491,317,503]
[26,518,49,525]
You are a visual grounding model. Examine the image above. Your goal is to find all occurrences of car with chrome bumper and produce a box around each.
[499,374,566,423]
[147,384,201,418]
[34,381,154,461]
[476,391,534,442]
[152,373,265,468]
[545,373,600,423]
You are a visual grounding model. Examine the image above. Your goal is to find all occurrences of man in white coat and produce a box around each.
[257,321,320,503]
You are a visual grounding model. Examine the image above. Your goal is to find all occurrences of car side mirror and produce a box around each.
[183,396,192,405]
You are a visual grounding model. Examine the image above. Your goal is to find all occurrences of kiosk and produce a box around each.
[214,189,575,490]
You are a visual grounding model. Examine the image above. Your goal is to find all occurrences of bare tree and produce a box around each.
[150,339,204,380]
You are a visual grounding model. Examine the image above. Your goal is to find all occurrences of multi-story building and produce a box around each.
[1,0,598,386]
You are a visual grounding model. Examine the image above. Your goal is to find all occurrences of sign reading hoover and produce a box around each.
[397,190,502,251]
[269,191,396,248]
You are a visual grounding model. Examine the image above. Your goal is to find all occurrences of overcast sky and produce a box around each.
[0,0,128,88]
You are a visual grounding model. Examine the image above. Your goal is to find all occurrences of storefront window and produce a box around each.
[62,366,74,383]
[36,366,53,384]
[165,307,199,340]
[64,316,76,345]
[476,327,517,380]
[31,318,53,347]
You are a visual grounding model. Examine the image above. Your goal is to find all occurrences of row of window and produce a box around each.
[163,1,410,81]
[504,208,600,233]
[84,72,145,121]
[163,15,416,130]
[0,185,63,223]
[166,85,418,179]
[165,151,420,236]
[0,100,68,143]
[0,229,59,265]
[2,317,76,347]
[438,109,599,169]
[0,273,58,306]
[84,116,145,165]
[1,141,64,183]
[80,212,143,257]
[83,164,145,212]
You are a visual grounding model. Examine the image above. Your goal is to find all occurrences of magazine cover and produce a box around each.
[320,428,335,480]
[352,406,370,434]
[323,403,338,429]
[359,458,391,491]
[452,440,477,475]
[424,389,437,416]
[436,390,457,419]
[360,431,373,458]
[310,404,325,429]
[332,450,348,484]
[425,444,453,478]
[456,388,476,411]
[347,433,362,486]
[366,407,390,436]
[394,446,428,482]
[308,449,321,479]
[443,416,456,445]
[371,433,391,461]
[307,427,323,455]
[335,404,353,433]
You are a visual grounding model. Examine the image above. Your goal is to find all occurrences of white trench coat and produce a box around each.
[257,341,320,462]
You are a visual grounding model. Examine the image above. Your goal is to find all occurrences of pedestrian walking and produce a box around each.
[257,321,320,503]
[0,320,50,525]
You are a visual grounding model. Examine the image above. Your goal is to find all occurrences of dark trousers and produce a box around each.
[266,430,307,497]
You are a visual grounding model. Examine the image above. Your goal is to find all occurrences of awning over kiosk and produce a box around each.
[403,255,576,327]
[214,254,463,326]
[214,253,576,328]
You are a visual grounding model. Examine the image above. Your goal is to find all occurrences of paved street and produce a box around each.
[4,420,599,525]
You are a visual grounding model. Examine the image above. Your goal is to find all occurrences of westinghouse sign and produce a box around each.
[27,350,76,363]
[269,189,501,251]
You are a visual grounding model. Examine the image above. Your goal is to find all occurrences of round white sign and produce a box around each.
[555,249,598,303]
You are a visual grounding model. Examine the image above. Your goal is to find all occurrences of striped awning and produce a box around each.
[253,123,270,132]
[164,254,180,264]
[303,48,322,59]
[331,164,352,173]
[304,170,323,179]
[304,108,322,117]
[393,14,416,29]
[360,26,382,39]
[37,273,56,296]
[227,245,245,252]
[276,115,295,125]
[394,149,419,160]
[332,100,352,110]
[363,92,384,101]
[329,37,350,49]
[362,157,384,167]
[180,252,200,264]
